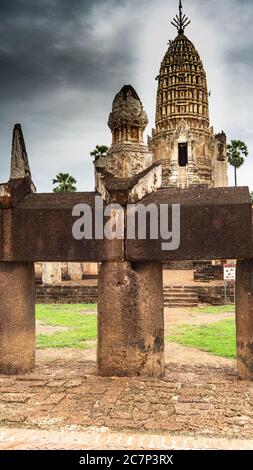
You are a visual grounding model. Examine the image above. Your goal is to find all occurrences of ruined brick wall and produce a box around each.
[35,285,98,304]
[194,261,223,282]
[35,284,234,306]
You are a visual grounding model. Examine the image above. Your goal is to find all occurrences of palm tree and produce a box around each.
[52,173,77,193]
[227,140,248,187]
[90,145,108,162]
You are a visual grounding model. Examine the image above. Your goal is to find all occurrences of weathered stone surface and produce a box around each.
[126,187,252,262]
[0,187,251,263]
[128,163,162,203]
[96,163,162,205]
[97,262,164,377]
[82,262,98,277]
[0,262,35,374]
[95,85,155,184]
[108,85,148,133]
[236,259,253,380]
[0,176,33,209]
[1,357,253,443]
[105,143,154,180]
[10,124,32,181]
[68,263,83,282]
[42,263,62,286]
[0,192,124,262]
[0,125,35,210]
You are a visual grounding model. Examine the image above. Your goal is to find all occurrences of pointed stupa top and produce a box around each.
[108,85,148,131]
[155,2,209,131]
[171,0,191,35]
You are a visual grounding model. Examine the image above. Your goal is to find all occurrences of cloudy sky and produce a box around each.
[0,0,252,192]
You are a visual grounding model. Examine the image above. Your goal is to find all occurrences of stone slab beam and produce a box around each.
[97,261,164,377]
[126,187,252,262]
[0,193,124,262]
[0,262,35,374]
[0,187,252,263]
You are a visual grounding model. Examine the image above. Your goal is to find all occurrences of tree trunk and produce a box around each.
[234,166,237,187]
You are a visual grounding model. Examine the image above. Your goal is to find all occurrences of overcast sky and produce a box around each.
[0,0,252,192]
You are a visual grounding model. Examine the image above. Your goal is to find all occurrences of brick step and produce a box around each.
[164,285,198,287]
[164,302,198,307]
[164,290,198,295]
[164,303,198,307]
[164,286,198,290]
[165,295,198,301]
[165,296,198,299]
[164,296,198,302]
[163,289,198,294]
[164,283,198,306]
[164,291,197,296]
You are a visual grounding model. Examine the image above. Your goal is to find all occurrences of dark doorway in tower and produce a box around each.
[178,143,188,167]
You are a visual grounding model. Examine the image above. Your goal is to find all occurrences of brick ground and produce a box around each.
[0,426,253,450]
[1,353,253,449]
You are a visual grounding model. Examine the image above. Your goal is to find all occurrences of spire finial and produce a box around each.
[171,0,191,35]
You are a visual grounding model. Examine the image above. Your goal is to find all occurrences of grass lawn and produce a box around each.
[36,303,236,357]
[168,319,236,358]
[193,305,235,315]
[36,304,97,349]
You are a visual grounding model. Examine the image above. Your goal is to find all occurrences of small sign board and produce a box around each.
[224,264,236,282]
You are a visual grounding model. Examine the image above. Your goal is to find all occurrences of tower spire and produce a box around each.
[171,0,191,35]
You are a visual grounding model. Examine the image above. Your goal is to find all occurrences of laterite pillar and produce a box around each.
[236,259,253,380]
[0,262,35,375]
[97,261,164,377]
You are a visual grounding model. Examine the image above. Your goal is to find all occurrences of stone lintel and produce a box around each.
[0,187,251,263]
[0,192,124,262]
[126,187,252,262]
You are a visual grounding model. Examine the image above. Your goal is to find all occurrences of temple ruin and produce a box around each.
[0,1,253,380]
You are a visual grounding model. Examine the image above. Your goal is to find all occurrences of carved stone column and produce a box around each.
[68,263,83,282]
[236,259,253,379]
[0,262,35,374]
[42,262,62,285]
[97,262,164,377]
[0,124,36,375]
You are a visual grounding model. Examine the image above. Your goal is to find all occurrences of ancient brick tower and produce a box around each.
[150,1,228,188]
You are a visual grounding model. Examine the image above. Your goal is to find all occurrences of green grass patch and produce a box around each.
[192,305,235,315]
[168,319,236,358]
[36,304,97,349]
[36,304,97,327]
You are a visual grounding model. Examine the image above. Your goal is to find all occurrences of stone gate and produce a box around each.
[0,96,253,380]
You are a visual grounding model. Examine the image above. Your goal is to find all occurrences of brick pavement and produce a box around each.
[0,352,253,449]
[0,426,253,450]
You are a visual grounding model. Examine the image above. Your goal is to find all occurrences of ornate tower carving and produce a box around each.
[150,0,228,188]
[96,85,153,179]
[94,85,161,203]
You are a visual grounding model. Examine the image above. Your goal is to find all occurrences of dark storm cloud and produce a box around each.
[0,0,252,192]
[0,0,142,191]
[0,0,137,102]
